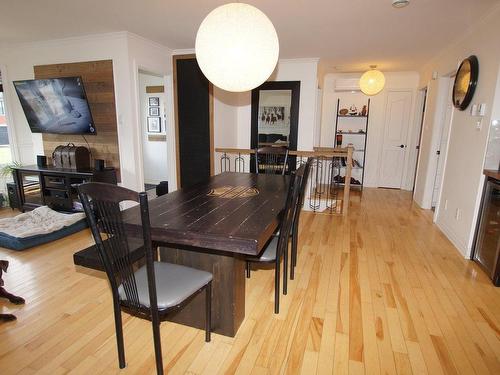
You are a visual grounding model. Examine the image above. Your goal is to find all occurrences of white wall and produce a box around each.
[138,72,168,185]
[484,65,500,170]
[229,59,320,151]
[213,87,238,174]
[320,71,420,188]
[210,59,320,175]
[0,32,173,192]
[416,5,500,256]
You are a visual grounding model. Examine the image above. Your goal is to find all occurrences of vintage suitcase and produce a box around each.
[52,145,65,168]
[52,143,90,170]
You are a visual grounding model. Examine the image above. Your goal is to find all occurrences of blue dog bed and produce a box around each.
[0,206,89,251]
[0,219,88,251]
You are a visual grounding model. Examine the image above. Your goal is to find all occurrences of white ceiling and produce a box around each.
[0,0,498,71]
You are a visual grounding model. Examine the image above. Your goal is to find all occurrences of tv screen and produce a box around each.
[13,77,96,134]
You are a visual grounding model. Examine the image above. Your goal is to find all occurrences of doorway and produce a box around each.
[378,90,413,188]
[137,70,169,191]
[0,70,13,167]
[412,87,427,191]
[173,55,214,189]
[431,76,455,209]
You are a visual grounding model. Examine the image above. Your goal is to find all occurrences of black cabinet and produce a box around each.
[12,165,117,213]
[473,171,500,286]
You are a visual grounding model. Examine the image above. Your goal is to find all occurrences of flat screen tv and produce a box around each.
[13,77,96,134]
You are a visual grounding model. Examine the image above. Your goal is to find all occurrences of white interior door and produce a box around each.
[378,90,412,188]
[431,78,454,207]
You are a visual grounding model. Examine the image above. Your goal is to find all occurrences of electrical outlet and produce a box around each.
[455,208,461,220]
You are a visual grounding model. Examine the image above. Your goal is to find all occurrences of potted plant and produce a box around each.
[0,161,22,208]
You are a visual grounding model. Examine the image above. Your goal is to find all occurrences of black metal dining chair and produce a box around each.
[245,170,302,314]
[255,146,289,175]
[290,158,313,280]
[78,183,212,375]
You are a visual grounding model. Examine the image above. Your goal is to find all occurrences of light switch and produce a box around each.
[470,104,478,116]
[478,103,487,116]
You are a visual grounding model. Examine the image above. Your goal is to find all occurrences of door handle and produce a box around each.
[399,144,406,148]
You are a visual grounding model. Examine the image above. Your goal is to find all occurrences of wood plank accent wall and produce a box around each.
[33,60,121,181]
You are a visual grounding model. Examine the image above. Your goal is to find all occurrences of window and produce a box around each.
[0,94,5,115]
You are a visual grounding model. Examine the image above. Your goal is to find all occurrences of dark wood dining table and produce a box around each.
[123,172,290,336]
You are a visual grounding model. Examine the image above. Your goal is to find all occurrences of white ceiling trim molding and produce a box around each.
[127,32,173,54]
[278,58,320,64]
[3,31,173,53]
[172,48,196,56]
[2,31,130,51]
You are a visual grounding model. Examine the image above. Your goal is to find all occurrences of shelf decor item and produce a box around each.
[339,108,349,116]
[336,134,343,146]
[195,3,279,92]
[147,117,161,133]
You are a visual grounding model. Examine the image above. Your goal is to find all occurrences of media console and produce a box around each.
[12,165,117,213]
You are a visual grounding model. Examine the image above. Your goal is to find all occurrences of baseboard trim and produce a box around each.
[436,220,469,258]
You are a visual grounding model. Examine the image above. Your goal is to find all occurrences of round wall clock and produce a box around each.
[452,55,479,111]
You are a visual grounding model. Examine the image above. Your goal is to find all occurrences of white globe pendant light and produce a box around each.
[195,3,279,92]
[359,66,386,96]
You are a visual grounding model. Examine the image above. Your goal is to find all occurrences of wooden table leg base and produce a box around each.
[159,246,245,337]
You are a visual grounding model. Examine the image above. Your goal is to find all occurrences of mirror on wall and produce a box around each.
[452,55,479,111]
[257,90,292,147]
[251,81,300,150]
[250,81,300,173]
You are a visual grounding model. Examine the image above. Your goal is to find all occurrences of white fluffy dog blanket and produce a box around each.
[0,206,85,238]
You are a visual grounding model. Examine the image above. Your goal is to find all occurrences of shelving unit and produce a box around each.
[12,165,117,213]
[334,98,370,189]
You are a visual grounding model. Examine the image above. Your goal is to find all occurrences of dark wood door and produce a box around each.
[174,56,213,189]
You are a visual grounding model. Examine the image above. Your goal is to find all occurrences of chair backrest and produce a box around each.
[291,160,311,232]
[276,170,303,259]
[299,158,313,206]
[78,182,158,316]
[255,146,289,175]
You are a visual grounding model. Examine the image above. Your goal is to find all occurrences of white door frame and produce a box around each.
[0,64,21,163]
[433,73,456,222]
[411,86,428,193]
[132,64,174,191]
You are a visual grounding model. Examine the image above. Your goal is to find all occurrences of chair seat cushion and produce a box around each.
[118,262,212,310]
[256,236,279,262]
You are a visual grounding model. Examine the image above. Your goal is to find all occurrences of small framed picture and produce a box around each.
[149,107,160,116]
[149,97,160,106]
[147,117,161,133]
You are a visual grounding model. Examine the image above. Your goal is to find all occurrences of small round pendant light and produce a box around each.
[195,3,279,92]
[359,66,386,96]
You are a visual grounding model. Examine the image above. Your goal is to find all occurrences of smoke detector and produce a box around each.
[392,0,410,8]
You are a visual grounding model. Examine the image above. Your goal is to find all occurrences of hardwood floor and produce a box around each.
[0,188,499,374]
